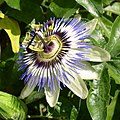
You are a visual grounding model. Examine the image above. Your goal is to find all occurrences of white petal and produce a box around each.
[78,61,98,80]
[84,18,98,34]
[20,79,37,99]
[60,66,88,99]
[44,79,60,107]
[80,46,111,62]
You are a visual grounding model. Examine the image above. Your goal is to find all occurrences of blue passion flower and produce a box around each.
[18,18,110,107]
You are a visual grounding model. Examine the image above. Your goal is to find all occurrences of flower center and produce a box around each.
[37,35,62,62]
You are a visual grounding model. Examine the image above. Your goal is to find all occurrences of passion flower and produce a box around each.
[18,18,110,107]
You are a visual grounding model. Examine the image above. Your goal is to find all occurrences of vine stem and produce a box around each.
[27,115,66,119]
[27,115,53,119]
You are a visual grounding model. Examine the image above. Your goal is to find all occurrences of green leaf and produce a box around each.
[102,0,114,6]
[104,2,120,15]
[0,11,5,18]
[0,0,4,5]
[106,90,120,120]
[4,0,20,10]
[0,12,20,53]
[0,91,27,120]
[70,105,78,120]
[98,16,112,38]
[75,0,102,17]
[25,91,44,104]
[107,61,120,84]
[91,28,106,47]
[54,96,79,120]
[4,0,45,24]
[49,0,78,18]
[106,16,120,57]
[87,64,110,120]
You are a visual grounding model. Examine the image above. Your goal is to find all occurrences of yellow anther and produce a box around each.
[43,23,54,37]
[46,35,55,45]
[48,23,54,31]
[50,35,55,40]
[31,24,43,31]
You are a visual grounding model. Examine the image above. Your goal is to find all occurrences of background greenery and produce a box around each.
[0,0,120,119]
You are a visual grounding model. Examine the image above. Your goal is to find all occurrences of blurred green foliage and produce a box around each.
[0,0,120,120]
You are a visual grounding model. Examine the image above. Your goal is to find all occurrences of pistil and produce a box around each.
[35,31,49,52]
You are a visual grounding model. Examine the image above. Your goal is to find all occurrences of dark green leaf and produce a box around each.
[75,0,103,17]
[87,64,110,120]
[4,0,45,24]
[0,0,4,5]
[0,59,23,94]
[106,16,120,57]
[0,91,27,120]
[4,0,20,10]
[106,90,120,120]
[53,96,79,120]
[49,0,78,18]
